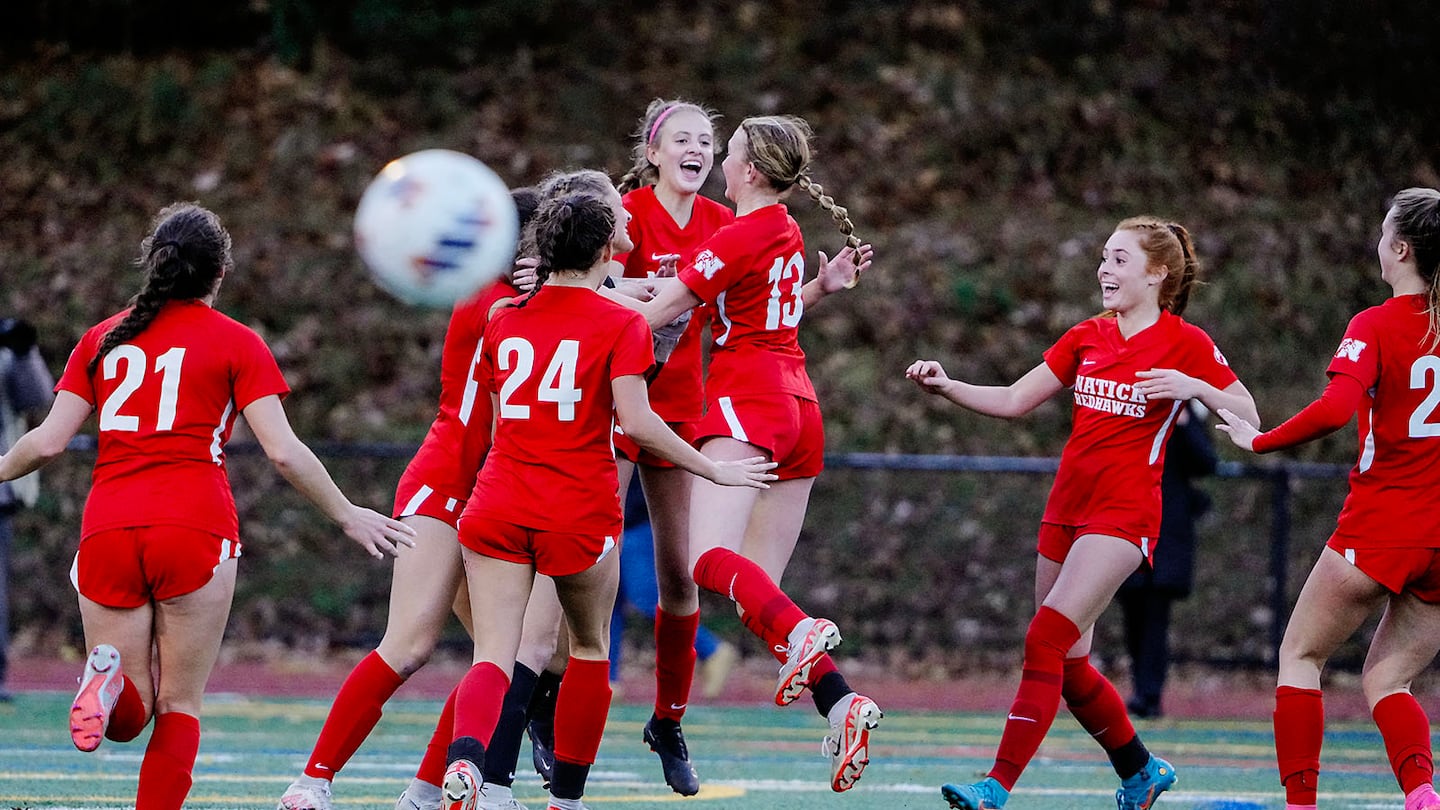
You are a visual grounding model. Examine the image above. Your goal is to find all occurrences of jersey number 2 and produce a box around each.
[1409,355,1440,438]
[497,337,582,422]
[99,345,186,432]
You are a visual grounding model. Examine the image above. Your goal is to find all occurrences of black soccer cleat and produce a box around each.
[643,714,701,796]
[527,713,555,789]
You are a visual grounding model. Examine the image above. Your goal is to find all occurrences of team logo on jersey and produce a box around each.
[1214,346,1230,367]
[1072,374,1148,418]
[1335,337,1367,362]
[694,249,725,280]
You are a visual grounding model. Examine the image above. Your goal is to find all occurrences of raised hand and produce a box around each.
[905,359,952,394]
[816,243,874,293]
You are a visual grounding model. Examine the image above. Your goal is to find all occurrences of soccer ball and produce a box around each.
[354,149,519,307]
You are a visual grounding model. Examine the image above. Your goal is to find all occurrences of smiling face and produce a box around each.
[1098,229,1164,314]
[646,109,715,197]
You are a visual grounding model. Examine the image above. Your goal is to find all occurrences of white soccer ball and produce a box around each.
[354,149,519,307]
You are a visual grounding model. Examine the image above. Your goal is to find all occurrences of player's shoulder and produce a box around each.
[694,193,736,224]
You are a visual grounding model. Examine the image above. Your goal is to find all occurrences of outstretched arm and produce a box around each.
[802,243,874,307]
[242,395,416,559]
[0,391,91,482]
[1218,372,1362,453]
[612,375,775,488]
[905,360,1064,419]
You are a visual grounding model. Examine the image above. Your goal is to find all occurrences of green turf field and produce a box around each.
[0,691,1407,809]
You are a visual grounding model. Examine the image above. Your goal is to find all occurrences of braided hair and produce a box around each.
[1115,216,1201,316]
[1388,188,1440,349]
[512,192,616,308]
[738,116,862,250]
[89,203,232,374]
[617,98,722,194]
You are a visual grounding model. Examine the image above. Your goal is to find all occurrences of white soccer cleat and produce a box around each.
[775,617,842,706]
[70,643,124,753]
[823,693,883,792]
[278,778,334,810]
[476,782,531,810]
[395,778,444,810]
[443,759,482,810]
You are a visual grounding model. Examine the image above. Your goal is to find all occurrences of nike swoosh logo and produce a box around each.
[1081,359,1097,366]
[670,703,687,710]
[1007,713,1037,723]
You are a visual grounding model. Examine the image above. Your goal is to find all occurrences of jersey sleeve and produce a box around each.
[609,311,656,380]
[230,328,290,410]
[677,230,741,306]
[1183,326,1240,391]
[1324,310,1381,389]
[1042,322,1086,386]
[55,326,104,405]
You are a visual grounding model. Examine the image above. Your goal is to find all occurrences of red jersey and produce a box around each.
[56,301,290,540]
[398,278,519,505]
[1324,295,1440,548]
[1042,311,1237,536]
[464,285,654,534]
[616,186,733,422]
[678,204,816,402]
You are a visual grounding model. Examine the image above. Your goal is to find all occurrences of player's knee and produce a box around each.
[376,636,438,678]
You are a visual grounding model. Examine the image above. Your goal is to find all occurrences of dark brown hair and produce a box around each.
[89,202,232,374]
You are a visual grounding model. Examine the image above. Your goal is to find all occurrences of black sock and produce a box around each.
[1108,735,1151,780]
[482,663,541,786]
[447,734,486,768]
[528,667,564,722]
[810,671,852,718]
[550,759,591,800]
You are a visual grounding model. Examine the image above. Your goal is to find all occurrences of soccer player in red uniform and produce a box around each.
[637,114,880,793]
[1215,188,1440,810]
[907,217,1258,810]
[0,203,414,810]
[610,99,736,794]
[280,190,544,810]
[440,187,775,810]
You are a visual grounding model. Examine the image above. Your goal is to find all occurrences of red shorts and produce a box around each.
[1037,522,1155,566]
[72,526,241,609]
[1327,538,1440,603]
[393,474,467,530]
[613,419,700,469]
[693,394,824,480]
[458,515,619,578]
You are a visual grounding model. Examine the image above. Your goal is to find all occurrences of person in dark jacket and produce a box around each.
[1117,399,1217,718]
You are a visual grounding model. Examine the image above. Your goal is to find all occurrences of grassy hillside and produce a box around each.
[3,1,1437,670]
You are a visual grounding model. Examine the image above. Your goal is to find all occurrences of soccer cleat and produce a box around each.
[941,777,1009,809]
[476,782,530,810]
[278,779,334,810]
[775,617,842,706]
[1116,755,1177,810]
[824,693,883,792]
[643,715,701,796]
[70,643,124,753]
[529,714,556,788]
[443,759,483,810]
[394,779,443,810]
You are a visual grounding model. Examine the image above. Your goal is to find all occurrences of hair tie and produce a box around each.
[647,104,680,144]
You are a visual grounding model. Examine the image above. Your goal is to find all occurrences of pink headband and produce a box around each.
[648,104,681,144]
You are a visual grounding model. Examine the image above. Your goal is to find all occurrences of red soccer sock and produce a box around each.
[988,606,1082,791]
[416,685,459,786]
[106,675,149,742]
[654,608,699,722]
[453,661,510,746]
[1274,685,1324,805]
[1062,656,1139,751]
[554,657,613,766]
[136,711,200,810]
[1373,692,1435,795]
[694,548,807,644]
[304,651,406,780]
